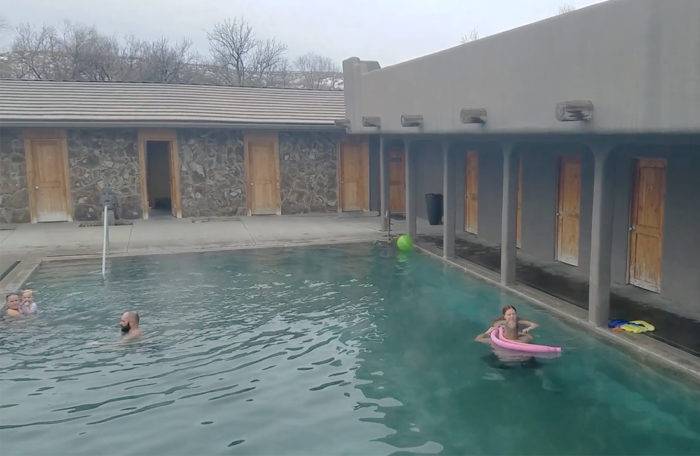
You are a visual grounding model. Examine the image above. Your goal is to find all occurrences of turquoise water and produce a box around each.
[1,243,699,455]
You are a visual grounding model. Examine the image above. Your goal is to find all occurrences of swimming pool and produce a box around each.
[2,243,699,454]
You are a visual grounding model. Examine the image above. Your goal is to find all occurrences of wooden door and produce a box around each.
[340,140,369,211]
[516,157,523,248]
[464,151,479,233]
[628,158,666,292]
[25,133,71,222]
[556,156,581,265]
[245,134,280,215]
[389,148,405,214]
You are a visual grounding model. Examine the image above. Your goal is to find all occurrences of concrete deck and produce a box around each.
[0,214,389,292]
[0,213,386,259]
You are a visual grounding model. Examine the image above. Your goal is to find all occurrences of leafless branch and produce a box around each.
[460,28,479,44]
[558,4,576,14]
[293,53,341,89]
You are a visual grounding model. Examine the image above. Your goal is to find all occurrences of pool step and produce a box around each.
[0,256,42,294]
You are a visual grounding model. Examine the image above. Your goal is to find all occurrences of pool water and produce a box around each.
[1,243,699,455]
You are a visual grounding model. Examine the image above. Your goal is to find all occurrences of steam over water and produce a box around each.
[1,244,699,455]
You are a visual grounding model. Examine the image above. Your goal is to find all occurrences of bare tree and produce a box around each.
[293,53,340,89]
[58,22,121,81]
[4,17,344,89]
[460,28,479,44]
[249,38,288,87]
[558,4,576,14]
[9,22,121,80]
[0,16,8,32]
[122,37,198,83]
[10,24,61,79]
[207,18,288,87]
[207,18,257,85]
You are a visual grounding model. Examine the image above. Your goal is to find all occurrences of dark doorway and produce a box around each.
[146,141,172,216]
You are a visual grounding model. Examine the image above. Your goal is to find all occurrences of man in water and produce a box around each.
[119,311,142,340]
[5,293,21,317]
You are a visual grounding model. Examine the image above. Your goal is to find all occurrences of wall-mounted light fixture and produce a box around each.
[460,108,487,124]
[401,114,423,127]
[334,118,351,128]
[362,116,381,128]
[555,100,594,121]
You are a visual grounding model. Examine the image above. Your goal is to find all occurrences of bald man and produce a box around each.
[5,293,21,317]
[119,311,142,340]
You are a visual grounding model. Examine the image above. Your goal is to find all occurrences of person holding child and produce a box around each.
[4,293,22,317]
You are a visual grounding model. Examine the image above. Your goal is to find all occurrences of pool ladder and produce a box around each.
[101,204,109,277]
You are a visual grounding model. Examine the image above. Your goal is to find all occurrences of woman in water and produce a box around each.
[474,305,538,344]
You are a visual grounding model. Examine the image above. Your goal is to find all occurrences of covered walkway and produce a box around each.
[418,232,700,356]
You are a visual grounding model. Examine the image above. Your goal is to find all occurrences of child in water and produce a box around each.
[19,289,38,315]
[4,293,22,317]
[475,305,538,343]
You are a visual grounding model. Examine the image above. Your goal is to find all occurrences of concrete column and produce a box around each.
[405,140,417,238]
[442,141,456,258]
[379,136,390,231]
[500,143,518,286]
[588,143,616,327]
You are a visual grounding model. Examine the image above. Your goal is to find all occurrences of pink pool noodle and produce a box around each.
[490,326,562,353]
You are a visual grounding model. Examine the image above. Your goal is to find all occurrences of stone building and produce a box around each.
[341,0,700,323]
[0,80,372,223]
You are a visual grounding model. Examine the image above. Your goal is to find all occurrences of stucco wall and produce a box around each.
[610,146,700,319]
[519,146,593,272]
[279,132,340,214]
[68,129,141,220]
[414,141,699,319]
[0,129,30,224]
[177,129,246,218]
[346,0,700,135]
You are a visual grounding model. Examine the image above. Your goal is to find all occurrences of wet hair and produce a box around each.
[501,305,517,316]
[5,292,20,302]
[491,305,518,325]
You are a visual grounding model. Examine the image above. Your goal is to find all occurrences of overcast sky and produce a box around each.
[0,0,607,67]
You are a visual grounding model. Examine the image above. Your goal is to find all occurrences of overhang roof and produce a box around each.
[0,79,345,129]
[344,0,700,136]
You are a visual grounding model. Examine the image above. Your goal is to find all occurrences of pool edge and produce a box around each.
[414,242,700,386]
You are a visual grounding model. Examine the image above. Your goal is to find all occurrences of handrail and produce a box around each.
[101,204,109,277]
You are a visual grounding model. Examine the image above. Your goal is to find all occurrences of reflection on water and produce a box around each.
[1,243,699,455]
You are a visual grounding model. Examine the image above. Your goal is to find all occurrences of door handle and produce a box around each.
[629,225,636,232]
[35,186,39,190]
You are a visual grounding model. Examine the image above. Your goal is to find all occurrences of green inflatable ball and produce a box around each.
[396,234,413,252]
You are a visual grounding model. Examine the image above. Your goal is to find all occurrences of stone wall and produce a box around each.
[279,132,340,213]
[1,127,348,223]
[68,129,142,220]
[178,129,246,217]
[0,129,30,224]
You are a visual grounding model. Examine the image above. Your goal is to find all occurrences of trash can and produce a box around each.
[425,193,443,225]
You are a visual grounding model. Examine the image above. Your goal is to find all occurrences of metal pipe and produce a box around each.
[101,205,108,277]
